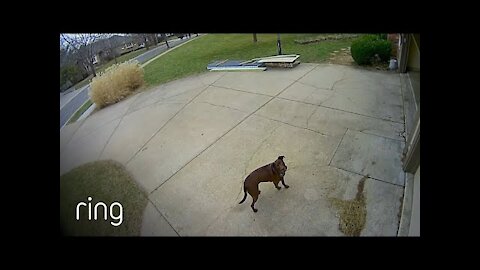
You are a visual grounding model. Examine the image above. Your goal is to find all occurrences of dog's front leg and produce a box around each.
[281,177,289,188]
[273,180,281,190]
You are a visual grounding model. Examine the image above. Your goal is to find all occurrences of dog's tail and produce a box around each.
[239,186,247,204]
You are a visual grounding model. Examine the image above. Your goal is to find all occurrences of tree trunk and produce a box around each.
[144,35,150,50]
[253,33,257,43]
[164,34,170,48]
[277,33,282,55]
[89,61,97,77]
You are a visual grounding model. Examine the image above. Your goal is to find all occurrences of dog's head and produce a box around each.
[274,156,287,177]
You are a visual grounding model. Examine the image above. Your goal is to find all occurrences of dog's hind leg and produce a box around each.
[249,191,259,213]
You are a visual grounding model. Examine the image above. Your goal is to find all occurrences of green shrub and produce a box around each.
[90,60,144,108]
[60,65,83,87]
[378,33,387,40]
[351,35,392,65]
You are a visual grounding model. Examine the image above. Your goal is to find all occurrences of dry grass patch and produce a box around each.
[330,175,368,236]
[90,60,144,108]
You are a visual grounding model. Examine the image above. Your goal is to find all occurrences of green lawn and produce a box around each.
[96,47,151,74]
[67,99,93,124]
[73,75,93,90]
[143,34,356,87]
[60,160,148,236]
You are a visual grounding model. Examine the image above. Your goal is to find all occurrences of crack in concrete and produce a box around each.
[62,97,140,155]
[328,128,348,166]
[149,66,320,195]
[206,124,280,236]
[397,74,408,236]
[306,106,318,129]
[329,165,405,187]
[330,70,347,90]
[396,172,406,236]
[127,72,228,116]
[126,87,197,116]
[296,80,332,91]
[125,84,212,166]
[193,101,250,114]
[60,119,87,156]
[124,74,231,165]
[146,197,180,236]
[98,94,142,160]
[211,84,275,98]
[360,130,404,143]
[253,114,329,137]
[243,124,281,179]
[277,95,404,125]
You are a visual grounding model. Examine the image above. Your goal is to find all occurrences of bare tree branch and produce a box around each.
[60,33,105,77]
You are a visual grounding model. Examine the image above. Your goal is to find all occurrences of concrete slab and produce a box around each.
[212,72,295,96]
[340,67,401,88]
[60,118,120,176]
[60,63,409,236]
[127,87,168,113]
[307,106,404,140]
[314,67,404,123]
[194,71,227,86]
[128,84,206,114]
[298,64,346,90]
[335,77,401,95]
[60,120,84,154]
[161,74,213,95]
[149,116,341,235]
[322,87,404,123]
[100,102,185,164]
[193,86,271,114]
[140,201,178,236]
[203,166,403,236]
[334,70,403,104]
[255,98,318,129]
[278,82,334,105]
[159,85,208,104]
[127,71,223,114]
[330,129,405,186]
[257,63,318,81]
[361,176,404,236]
[126,102,249,193]
[70,94,137,143]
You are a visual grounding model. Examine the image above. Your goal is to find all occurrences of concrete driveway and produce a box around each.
[60,63,407,236]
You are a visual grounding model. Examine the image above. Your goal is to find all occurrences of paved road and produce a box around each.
[135,37,186,64]
[60,36,196,130]
[60,84,90,129]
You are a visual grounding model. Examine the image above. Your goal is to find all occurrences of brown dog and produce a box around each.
[239,156,289,212]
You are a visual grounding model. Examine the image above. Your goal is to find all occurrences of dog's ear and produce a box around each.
[278,156,285,160]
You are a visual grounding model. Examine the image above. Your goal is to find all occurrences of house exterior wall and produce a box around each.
[407,35,420,71]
